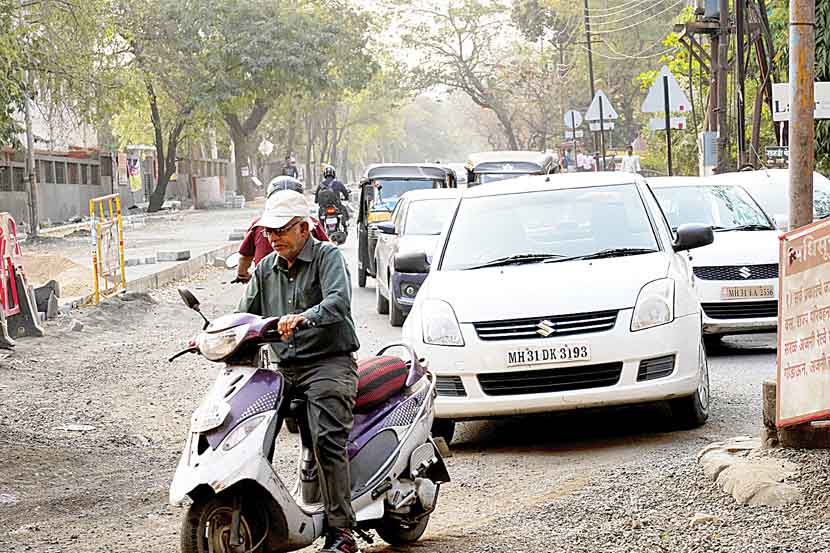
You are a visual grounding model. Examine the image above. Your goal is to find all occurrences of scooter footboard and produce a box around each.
[170,410,322,548]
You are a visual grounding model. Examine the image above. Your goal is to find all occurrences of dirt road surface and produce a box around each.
[2,237,828,552]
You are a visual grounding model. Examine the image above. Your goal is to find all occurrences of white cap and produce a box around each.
[258,190,310,230]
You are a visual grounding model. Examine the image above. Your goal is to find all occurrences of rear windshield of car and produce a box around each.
[653,185,772,230]
[478,173,531,184]
[440,184,659,270]
[374,179,440,205]
[404,199,457,235]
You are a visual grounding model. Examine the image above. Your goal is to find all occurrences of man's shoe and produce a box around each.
[320,528,359,553]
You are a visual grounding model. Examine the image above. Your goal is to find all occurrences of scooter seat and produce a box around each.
[355,355,409,413]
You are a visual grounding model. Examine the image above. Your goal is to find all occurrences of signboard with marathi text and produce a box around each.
[777,219,830,427]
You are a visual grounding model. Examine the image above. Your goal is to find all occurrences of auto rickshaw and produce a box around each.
[357,163,457,287]
[465,151,559,186]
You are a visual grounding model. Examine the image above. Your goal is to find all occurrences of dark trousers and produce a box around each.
[281,354,358,529]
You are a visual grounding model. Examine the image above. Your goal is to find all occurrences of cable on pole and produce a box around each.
[588,0,687,35]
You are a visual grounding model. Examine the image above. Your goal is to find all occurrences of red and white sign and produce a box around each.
[777,218,830,427]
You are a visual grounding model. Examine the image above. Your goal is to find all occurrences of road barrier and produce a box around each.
[89,194,126,305]
[0,212,43,342]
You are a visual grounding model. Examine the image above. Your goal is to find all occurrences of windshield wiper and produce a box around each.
[544,248,658,263]
[464,253,567,270]
[718,223,774,232]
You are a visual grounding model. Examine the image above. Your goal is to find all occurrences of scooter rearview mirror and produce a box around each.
[178,287,201,311]
[225,253,241,270]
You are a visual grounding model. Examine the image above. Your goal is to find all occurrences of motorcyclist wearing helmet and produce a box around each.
[236,176,329,283]
[315,166,350,222]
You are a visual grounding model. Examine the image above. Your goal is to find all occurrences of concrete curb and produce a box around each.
[127,243,239,294]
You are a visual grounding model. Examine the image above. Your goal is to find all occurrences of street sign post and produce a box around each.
[564,110,584,163]
[641,66,692,176]
[772,82,830,122]
[777,218,830,427]
[585,91,618,170]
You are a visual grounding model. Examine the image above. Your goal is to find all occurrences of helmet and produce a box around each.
[322,165,336,179]
[266,176,303,197]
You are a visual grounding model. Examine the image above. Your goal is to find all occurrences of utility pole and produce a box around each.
[22,81,38,238]
[736,0,747,168]
[789,0,815,229]
[716,0,730,173]
[583,0,598,152]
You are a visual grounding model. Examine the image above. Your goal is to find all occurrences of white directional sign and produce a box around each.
[649,116,687,131]
[564,110,583,129]
[641,65,691,113]
[564,130,585,139]
[589,121,615,131]
[585,90,618,121]
[772,82,830,122]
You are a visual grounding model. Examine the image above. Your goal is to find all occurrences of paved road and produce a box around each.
[0,228,790,552]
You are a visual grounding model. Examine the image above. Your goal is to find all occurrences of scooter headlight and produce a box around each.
[197,325,249,361]
[221,414,267,451]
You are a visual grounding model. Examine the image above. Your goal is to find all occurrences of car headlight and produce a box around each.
[401,281,421,298]
[221,414,267,451]
[422,299,465,346]
[197,325,248,361]
[631,279,675,331]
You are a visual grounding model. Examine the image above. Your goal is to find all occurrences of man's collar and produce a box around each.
[274,237,315,272]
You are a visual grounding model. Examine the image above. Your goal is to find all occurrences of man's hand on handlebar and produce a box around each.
[278,314,306,341]
[232,272,252,284]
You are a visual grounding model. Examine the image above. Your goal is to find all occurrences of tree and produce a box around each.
[393,0,526,149]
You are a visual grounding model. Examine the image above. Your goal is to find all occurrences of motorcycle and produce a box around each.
[169,288,450,552]
[323,205,348,246]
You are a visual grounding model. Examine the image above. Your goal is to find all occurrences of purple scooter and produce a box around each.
[169,288,449,553]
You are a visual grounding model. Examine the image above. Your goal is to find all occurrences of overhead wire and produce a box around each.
[581,0,657,16]
[575,41,677,60]
[588,0,678,28]
[586,0,663,21]
[588,0,687,35]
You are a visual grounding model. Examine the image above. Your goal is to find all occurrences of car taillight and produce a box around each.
[326,207,337,215]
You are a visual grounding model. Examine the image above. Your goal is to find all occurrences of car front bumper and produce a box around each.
[407,309,702,420]
[695,277,778,335]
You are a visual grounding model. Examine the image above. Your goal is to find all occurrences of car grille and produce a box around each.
[701,300,778,319]
[637,355,675,381]
[693,264,778,281]
[477,362,623,396]
[473,310,618,341]
[435,376,466,397]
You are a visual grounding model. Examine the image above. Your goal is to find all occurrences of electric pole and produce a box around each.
[583,0,597,151]
[789,0,815,229]
[736,0,747,168]
[716,0,730,173]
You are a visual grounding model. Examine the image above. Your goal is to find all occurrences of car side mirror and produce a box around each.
[178,287,200,310]
[774,214,789,231]
[376,222,396,235]
[673,223,714,252]
[395,251,431,273]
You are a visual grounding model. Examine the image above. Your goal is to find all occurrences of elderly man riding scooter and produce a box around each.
[237,189,361,553]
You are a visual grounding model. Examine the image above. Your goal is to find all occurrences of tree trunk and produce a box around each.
[145,79,189,213]
[493,107,519,150]
[304,115,314,191]
[224,99,272,200]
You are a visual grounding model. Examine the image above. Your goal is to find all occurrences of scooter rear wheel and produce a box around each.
[376,514,430,546]
[181,493,268,553]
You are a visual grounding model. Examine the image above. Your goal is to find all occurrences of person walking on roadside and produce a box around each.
[620,145,642,174]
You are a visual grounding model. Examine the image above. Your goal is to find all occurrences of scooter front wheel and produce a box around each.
[376,514,430,546]
[181,493,269,553]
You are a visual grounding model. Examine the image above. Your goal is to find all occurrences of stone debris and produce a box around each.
[68,319,84,332]
[46,292,59,320]
[689,512,722,526]
[157,250,192,262]
[698,437,803,507]
[55,424,95,432]
[0,493,18,506]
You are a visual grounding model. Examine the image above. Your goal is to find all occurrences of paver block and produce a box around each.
[125,258,142,267]
[157,250,191,262]
[228,231,246,241]
[144,257,157,265]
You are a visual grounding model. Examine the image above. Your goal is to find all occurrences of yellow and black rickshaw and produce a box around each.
[357,163,457,287]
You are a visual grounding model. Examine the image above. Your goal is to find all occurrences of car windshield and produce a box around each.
[374,179,439,206]
[478,173,531,184]
[440,184,660,271]
[652,185,772,230]
[738,174,830,220]
[404,198,457,235]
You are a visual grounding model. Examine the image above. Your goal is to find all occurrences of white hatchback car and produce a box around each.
[649,177,780,339]
[399,172,714,443]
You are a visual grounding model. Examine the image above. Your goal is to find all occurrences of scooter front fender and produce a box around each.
[170,410,322,549]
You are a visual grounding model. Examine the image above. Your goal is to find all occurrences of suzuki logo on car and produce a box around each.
[739,266,752,279]
[537,320,556,337]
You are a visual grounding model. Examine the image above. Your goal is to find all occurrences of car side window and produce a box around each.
[392,201,406,234]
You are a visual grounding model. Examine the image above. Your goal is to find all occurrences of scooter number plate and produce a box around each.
[326,217,339,225]
[191,401,231,433]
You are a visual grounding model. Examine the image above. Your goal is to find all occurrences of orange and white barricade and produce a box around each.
[89,194,126,305]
